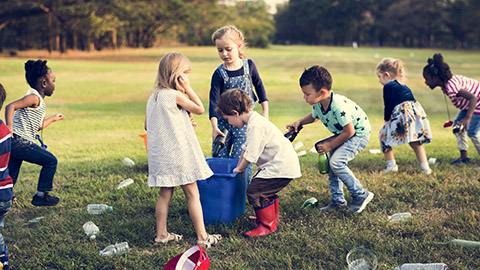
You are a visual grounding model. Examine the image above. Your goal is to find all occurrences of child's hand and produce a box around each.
[212,127,224,141]
[176,74,191,93]
[315,143,331,155]
[53,114,65,121]
[233,167,244,174]
[286,121,301,132]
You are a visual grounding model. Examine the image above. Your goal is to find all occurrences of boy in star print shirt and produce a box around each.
[287,65,374,214]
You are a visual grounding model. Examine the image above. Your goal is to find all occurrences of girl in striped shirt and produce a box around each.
[423,53,480,164]
[5,60,64,206]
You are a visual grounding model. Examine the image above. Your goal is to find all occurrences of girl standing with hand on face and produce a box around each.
[5,60,64,207]
[377,58,433,175]
[146,52,221,248]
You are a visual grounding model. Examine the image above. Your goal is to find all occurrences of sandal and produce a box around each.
[154,232,183,244]
[197,234,221,249]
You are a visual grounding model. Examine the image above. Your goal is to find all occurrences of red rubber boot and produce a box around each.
[248,195,280,223]
[244,200,277,237]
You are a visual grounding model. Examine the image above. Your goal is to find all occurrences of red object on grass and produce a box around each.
[164,245,210,270]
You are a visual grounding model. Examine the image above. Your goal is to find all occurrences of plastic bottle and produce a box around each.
[28,216,45,223]
[87,204,113,215]
[318,153,329,174]
[117,178,134,189]
[284,125,303,142]
[122,157,135,167]
[83,221,100,240]
[99,242,130,257]
[394,263,448,270]
[212,128,229,157]
[388,212,412,223]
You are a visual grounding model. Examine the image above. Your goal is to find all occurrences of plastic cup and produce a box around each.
[346,246,378,270]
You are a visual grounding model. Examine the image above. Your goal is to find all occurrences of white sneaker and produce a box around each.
[383,164,398,174]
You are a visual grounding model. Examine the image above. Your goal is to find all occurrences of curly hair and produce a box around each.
[299,65,332,91]
[25,60,50,88]
[423,53,452,84]
[215,89,252,116]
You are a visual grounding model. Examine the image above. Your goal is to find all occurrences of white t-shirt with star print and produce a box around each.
[312,92,371,136]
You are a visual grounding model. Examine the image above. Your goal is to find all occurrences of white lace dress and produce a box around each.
[146,89,213,187]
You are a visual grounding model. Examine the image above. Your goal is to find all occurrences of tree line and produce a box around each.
[1,0,479,53]
[274,0,480,49]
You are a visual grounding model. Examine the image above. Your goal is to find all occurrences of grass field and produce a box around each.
[0,45,479,269]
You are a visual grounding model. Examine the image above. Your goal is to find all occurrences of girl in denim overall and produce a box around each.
[209,25,269,183]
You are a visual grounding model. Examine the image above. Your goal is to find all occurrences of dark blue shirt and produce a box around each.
[209,59,268,119]
[383,80,415,121]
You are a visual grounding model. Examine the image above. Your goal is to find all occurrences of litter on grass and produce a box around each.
[297,150,306,157]
[293,141,304,151]
[28,216,45,223]
[122,157,135,167]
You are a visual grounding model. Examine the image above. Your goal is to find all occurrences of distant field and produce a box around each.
[0,46,479,269]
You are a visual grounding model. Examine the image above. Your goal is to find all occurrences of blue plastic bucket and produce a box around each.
[197,158,248,225]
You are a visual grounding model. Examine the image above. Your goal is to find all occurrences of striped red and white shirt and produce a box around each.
[444,75,480,114]
[0,120,12,202]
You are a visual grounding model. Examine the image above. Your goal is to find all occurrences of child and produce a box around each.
[209,25,269,164]
[5,60,64,207]
[146,52,221,248]
[423,53,480,164]
[0,83,12,269]
[215,89,301,237]
[287,65,373,214]
[376,58,433,175]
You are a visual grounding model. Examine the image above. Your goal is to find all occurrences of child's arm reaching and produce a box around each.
[41,113,65,130]
[5,94,40,134]
[456,89,478,127]
[233,150,250,173]
[286,113,317,132]
[316,122,355,154]
[176,75,204,115]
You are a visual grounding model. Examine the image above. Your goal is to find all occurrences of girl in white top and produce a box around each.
[145,52,221,248]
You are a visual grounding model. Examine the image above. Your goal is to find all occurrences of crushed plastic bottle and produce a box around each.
[388,212,412,223]
[122,157,135,167]
[117,178,134,189]
[99,242,130,256]
[87,204,113,215]
[28,216,45,223]
[83,221,100,240]
[394,263,448,270]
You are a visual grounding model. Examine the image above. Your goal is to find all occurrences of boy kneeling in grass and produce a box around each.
[287,65,374,214]
[216,89,301,237]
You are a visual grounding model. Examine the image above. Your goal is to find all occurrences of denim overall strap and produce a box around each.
[217,59,256,108]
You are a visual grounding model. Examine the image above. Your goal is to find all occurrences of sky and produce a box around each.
[264,0,288,13]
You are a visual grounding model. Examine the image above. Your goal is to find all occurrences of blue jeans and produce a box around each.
[453,111,480,154]
[0,200,11,253]
[327,134,370,203]
[9,134,57,191]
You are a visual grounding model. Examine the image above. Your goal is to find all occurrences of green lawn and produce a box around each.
[0,46,479,269]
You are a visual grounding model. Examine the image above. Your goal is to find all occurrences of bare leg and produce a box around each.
[181,182,208,242]
[409,141,427,164]
[384,149,394,161]
[155,187,174,241]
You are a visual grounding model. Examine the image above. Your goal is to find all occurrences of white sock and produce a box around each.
[420,162,430,171]
[36,191,45,197]
[387,159,396,166]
